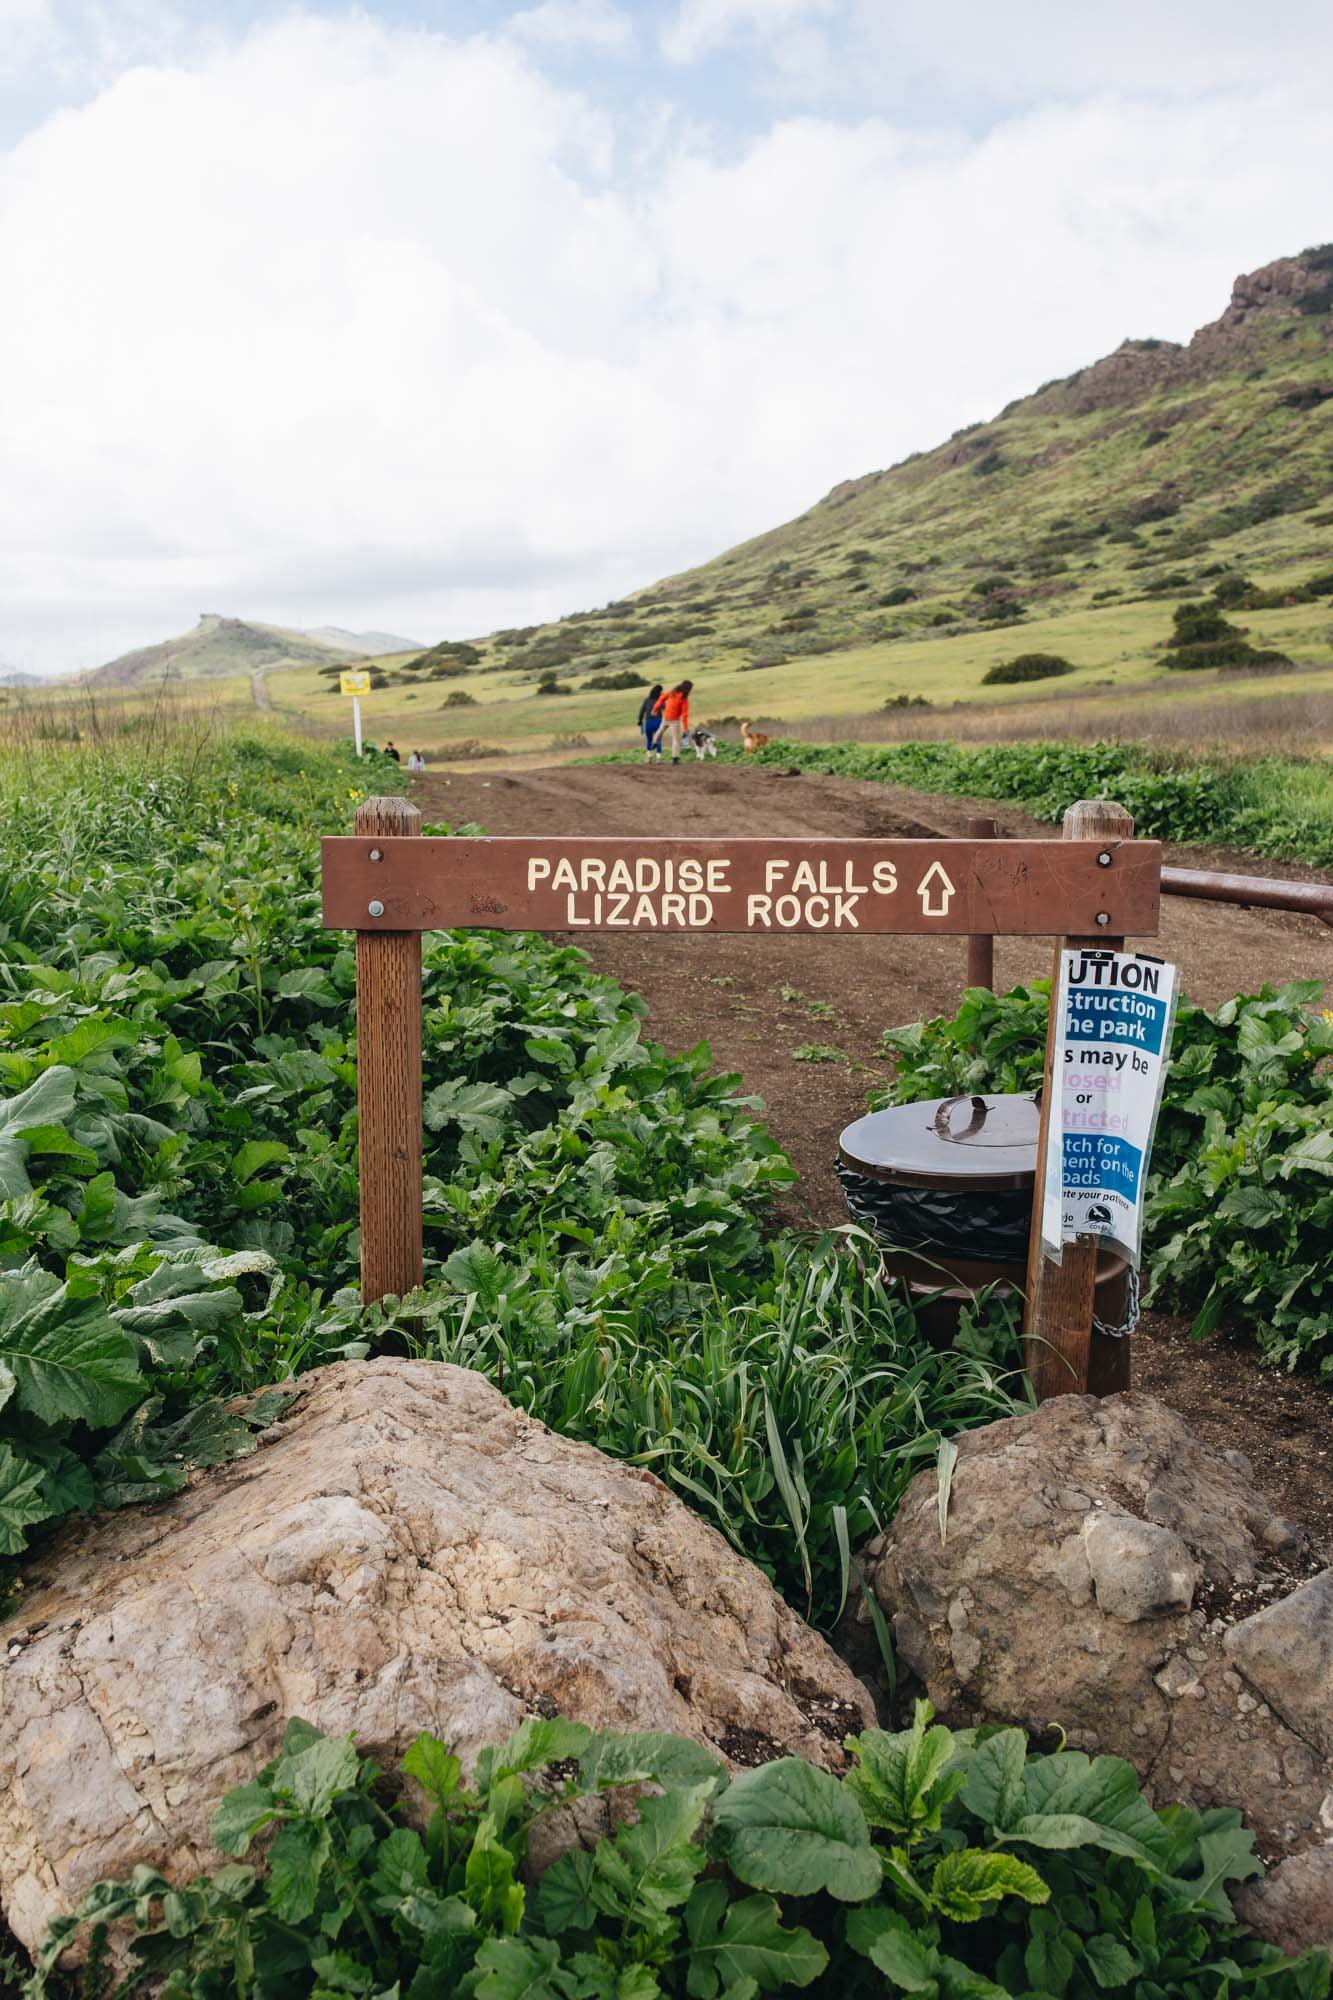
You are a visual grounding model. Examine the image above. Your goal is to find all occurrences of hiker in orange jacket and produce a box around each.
[652,680,693,764]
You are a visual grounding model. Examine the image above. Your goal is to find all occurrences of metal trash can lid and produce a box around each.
[838,1092,1040,1191]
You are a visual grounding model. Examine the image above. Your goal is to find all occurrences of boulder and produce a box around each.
[1236,1847,1333,1957]
[0,1358,872,1957]
[1225,1570,1333,1759]
[852,1392,1332,1866]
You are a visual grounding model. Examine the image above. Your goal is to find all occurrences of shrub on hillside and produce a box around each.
[582,669,650,691]
[405,640,481,672]
[1165,601,1290,671]
[442,689,477,706]
[1169,642,1291,671]
[534,673,573,696]
[982,652,1075,685]
[878,585,917,605]
[1168,602,1242,648]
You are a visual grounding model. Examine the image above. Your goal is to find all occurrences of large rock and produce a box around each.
[1226,1570,1333,1759]
[852,1393,1332,1863]
[1236,1848,1333,1957]
[0,1359,872,1957]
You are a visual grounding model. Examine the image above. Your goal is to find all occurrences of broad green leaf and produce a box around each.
[441,1240,509,1307]
[0,1068,78,1154]
[275,969,341,1006]
[370,1827,429,1902]
[473,1935,566,2000]
[843,1906,937,1990]
[402,1733,464,1806]
[538,1848,598,1935]
[0,1442,53,1553]
[424,1079,515,1142]
[465,1813,525,1930]
[1083,1932,1139,1987]
[396,1888,477,1940]
[0,1263,142,1426]
[579,1731,726,1794]
[684,1883,826,1996]
[584,1782,712,1935]
[474,1717,592,1793]
[711,1758,881,1902]
[210,1779,279,1856]
[265,1819,332,1922]
[76,1172,118,1237]
[269,1731,361,1816]
[845,1701,962,1838]
[310,1953,377,1993]
[231,1139,290,1184]
[1012,1752,1168,1867]
[958,1728,1027,1832]
[929,1847,1049,1921]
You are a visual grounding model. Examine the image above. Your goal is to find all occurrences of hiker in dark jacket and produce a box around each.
[638,683,665,762]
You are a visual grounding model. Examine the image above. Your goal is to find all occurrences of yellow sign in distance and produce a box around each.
[340,670,371,697]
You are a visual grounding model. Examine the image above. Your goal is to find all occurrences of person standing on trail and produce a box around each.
[652,680,693,765]
[384,740,401,765]
[408,749,425,773]
[638,683,665,762]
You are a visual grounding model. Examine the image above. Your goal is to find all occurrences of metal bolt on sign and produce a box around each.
[324,798,1162,1400]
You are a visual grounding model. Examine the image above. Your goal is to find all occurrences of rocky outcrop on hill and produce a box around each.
[0,1358,872,1957]
[1027,249,1332,415]
[851,1393,1332,1866]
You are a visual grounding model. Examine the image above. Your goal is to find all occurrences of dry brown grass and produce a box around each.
[742,685,1333,754]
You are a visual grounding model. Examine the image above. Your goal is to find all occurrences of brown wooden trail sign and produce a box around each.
[324,797,1162,1400]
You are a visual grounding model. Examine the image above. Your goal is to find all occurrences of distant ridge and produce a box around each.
[88,614,423,687]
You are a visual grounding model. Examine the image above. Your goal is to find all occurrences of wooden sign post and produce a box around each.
[324,803,1161,1398]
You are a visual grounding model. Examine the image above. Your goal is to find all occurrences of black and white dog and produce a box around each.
[690,723,719,760]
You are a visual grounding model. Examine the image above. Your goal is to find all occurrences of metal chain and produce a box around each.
[1092,1262,1141,1340]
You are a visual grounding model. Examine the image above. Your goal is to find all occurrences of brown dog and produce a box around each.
[740,721,771,753]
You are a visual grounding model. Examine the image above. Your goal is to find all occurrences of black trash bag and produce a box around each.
[835,1157,1033,1263]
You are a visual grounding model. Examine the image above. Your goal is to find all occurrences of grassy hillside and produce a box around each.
[88,613,421,687]
[268,246,1333,759]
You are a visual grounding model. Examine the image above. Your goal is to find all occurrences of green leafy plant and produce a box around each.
[0,731,1023,1617]
[878,980,1333,1374]
[31,1707,1328,2000]
[639,737,1333,866]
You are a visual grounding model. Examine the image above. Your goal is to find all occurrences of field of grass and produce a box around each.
[265,599,1333,763]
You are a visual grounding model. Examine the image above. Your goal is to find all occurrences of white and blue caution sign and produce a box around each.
[1040,947,1178,1270]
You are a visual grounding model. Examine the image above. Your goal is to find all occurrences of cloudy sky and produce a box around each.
[2,1,1330,674]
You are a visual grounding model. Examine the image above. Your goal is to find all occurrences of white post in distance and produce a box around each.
[341,669,371,757]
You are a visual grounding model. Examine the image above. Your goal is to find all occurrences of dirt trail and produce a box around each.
[415,760,1333,1550]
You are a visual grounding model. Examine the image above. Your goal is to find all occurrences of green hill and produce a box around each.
[486,247,1331,680]
[88,614,422,687]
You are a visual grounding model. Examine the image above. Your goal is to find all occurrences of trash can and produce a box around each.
[836,1093,1128,1338]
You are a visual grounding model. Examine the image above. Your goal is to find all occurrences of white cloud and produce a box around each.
[860,0,1333,99]
[0,9,1328,673]
[661,0,835,64]
[508,0,634,55]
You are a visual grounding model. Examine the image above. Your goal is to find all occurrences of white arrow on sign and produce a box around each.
[917,860,956,917]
